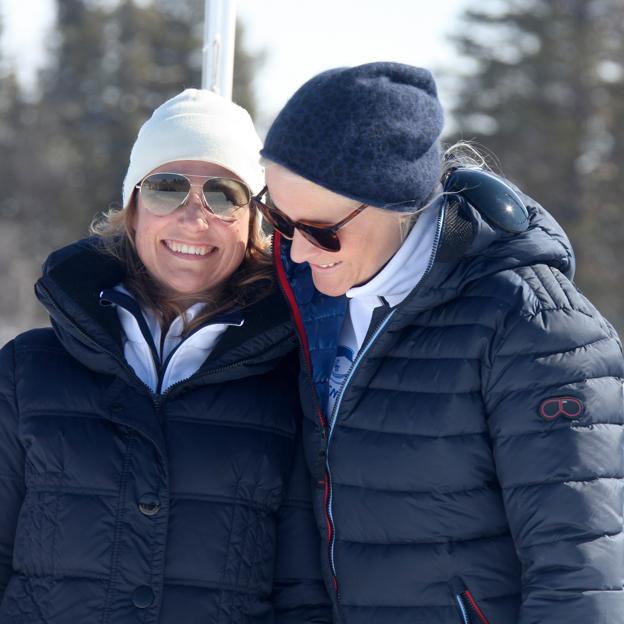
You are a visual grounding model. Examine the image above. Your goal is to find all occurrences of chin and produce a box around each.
[161,278,211,296]
[311,277,349,298]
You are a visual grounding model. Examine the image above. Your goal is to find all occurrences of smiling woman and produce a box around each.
[133,162,251,292]
[0,89,331,623]
[91,91,274,335]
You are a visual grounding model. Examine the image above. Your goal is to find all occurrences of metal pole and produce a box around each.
[201,0,237,100]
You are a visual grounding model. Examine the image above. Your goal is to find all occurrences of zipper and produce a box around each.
[100,287,245,395]
[323,200,446,593]
[156,311,245,394]
[450,578,491,624]
[161,357,251,399]
[455,590,490,624]
[456,593,470,624]
[324,310,397,593]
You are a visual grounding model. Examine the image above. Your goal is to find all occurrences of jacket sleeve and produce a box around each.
[483,288,624,624]
[0,340,25,601]
[272,423,332,623]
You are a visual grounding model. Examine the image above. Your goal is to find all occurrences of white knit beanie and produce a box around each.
[122,88,264,208]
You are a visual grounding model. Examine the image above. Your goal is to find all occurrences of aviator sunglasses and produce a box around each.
[136,172,252,221]
[253,185,368,252]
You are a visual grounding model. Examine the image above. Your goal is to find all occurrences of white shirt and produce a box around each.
[327,202,440,416]
[106,284,243,394]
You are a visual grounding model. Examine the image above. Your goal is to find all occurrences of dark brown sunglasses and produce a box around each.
[253,186,367,252]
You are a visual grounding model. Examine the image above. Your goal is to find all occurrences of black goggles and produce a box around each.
[136,173,252,221]
[253,185,367,252]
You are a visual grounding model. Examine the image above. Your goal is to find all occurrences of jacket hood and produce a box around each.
[35,238,295,390]
[399,188,575,315]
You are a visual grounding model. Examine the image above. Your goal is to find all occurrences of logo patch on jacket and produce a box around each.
[539,396,584,421]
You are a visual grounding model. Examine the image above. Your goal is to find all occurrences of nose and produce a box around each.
[178,190,211,227]
[289,229,322,264]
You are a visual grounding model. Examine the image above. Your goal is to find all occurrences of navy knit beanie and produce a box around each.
[261,62,444,212]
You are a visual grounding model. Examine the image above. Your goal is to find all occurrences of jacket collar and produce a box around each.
[36,238,294,392]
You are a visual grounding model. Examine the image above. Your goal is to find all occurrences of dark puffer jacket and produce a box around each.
[274,192,624,624]
[0,240,330,623]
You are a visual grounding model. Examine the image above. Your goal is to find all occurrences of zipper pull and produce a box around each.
[450,577,490,624]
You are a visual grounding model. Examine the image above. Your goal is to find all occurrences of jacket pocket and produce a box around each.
[450,577,491,624]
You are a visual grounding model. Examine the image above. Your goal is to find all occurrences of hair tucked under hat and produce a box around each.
[261,62,444,212]
[122,89,264,208]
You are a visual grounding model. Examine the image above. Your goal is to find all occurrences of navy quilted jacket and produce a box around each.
[0,240,331,623]
[273,193,624,624]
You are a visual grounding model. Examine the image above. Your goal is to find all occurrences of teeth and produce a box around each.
[166,241,213,256]
[318,262,338,268]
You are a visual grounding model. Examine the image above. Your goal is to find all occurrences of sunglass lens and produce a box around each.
[140,173,190,215]
[301,226,341,252]
[256,198,295,238]
[203,178,250,219]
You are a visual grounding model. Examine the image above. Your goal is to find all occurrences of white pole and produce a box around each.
[202,0,237,100]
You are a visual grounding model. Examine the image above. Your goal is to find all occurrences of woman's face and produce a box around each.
[266,167,404,297]
[132,160,250,295]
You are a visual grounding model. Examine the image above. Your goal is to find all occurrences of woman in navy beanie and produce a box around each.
[254,61,624,623]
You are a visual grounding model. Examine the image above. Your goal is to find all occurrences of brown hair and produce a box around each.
[90,194,274,336]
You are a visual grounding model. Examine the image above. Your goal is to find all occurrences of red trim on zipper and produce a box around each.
[464,591,490,624]
[323,475,332,544]
[273,232,337,590]
[272,232,325,429]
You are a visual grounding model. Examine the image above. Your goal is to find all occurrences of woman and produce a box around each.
[0,89,330,623]
[255,62,624,623]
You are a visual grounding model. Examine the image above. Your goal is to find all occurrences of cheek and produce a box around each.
[372,216,402,251]
[129,200,148,243]
[132,213,147,255]
[222,219,250,261]
[131,208,168,272]
[236,214,251,248]
[133,214,155,253]
[342,218,401,274]
[347,220,398,255]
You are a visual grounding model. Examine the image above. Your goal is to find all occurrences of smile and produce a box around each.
[164,240,216,256]
[311,261,342,270]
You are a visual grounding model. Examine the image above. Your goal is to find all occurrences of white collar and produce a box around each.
[110,283,243,393]
[113,283,207,357]
[346,200,440,307]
